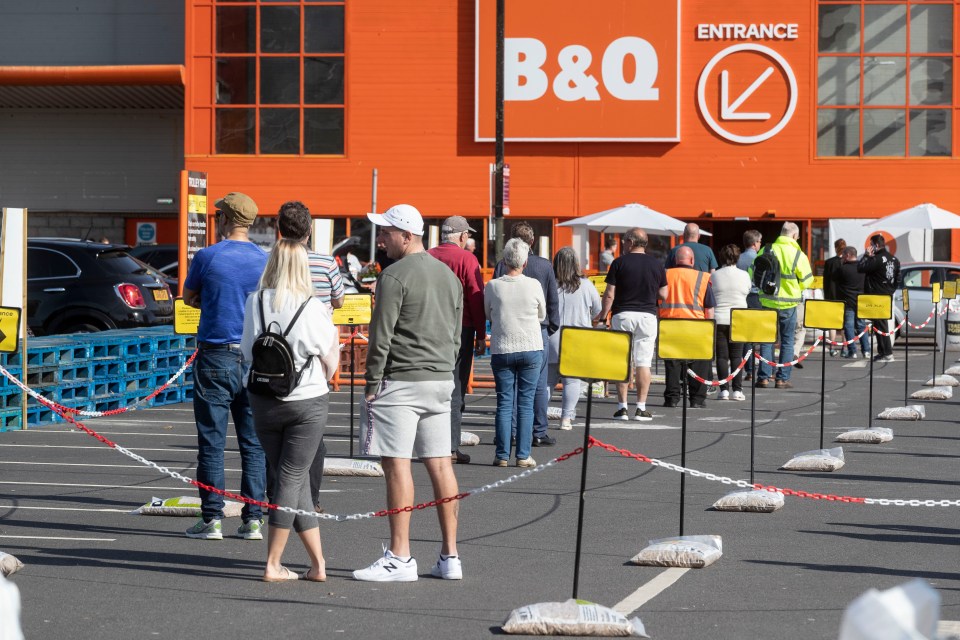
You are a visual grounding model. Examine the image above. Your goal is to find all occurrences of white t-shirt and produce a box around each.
[711,265,752,325]
[241,289,336,401]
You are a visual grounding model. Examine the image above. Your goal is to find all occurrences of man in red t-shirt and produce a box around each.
[428,216,488,464]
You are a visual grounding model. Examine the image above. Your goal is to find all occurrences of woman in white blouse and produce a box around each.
[711,244,752,401]
[241,239,339,582]
[484,238,546,468]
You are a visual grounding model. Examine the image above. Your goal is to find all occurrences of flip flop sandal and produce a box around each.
[300,569,326,582]
[263,566,300,582]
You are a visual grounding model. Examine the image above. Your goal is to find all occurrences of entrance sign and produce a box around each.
[332,294,373,326]
[476,0,681,141]
[697,43,797,144]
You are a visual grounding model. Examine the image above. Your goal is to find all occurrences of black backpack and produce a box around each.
[752,245,781,296]
[247,292,315,398]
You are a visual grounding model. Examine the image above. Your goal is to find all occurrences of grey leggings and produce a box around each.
[250,393,329,532]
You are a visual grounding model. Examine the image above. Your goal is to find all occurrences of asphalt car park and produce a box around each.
[1,346,958,639]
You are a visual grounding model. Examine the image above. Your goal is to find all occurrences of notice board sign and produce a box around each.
[179,171,209,296]
[332,294,373,326]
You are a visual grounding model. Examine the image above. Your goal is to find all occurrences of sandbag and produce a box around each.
[460,431,480,447]
[547,407,563,420]
[877,405,925,421]
[923,374,958,387]
[0,552,23,578]
[502,599,648,637]
[781,447,845,472]
[630,535,722,568]
[712,489,785,513]
[839,579,940,640]
[911,386,953,400]
[132,496,244,518]
[945,365,960,376]
[835,427,893,444]
[323,458,384,477]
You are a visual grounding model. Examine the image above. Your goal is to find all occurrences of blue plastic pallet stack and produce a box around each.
[0,327,196,431]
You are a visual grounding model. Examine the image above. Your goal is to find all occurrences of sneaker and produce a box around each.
[430,555,463,580]
[492,458,508,467]
[718,390,730,400]
[829,349,840,357]
[863,351,871,359]
[633,409,653,421]
[842,351,858,359]
[532,435,556,447]
[880,354,895,363]
[775,380,793,389]
[237,518,263,541]
[613,408,629,421]
[353,549,418,582]
[731,390,746,401]
[689,401,706,409]
[185,518,222,540]
[706,386,718,395]
[560,418,573,430]
[516,457,537,468]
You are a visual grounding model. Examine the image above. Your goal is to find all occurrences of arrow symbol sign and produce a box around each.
[720,67,774,121]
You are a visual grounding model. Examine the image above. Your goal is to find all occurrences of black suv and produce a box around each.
[27,239,174,335]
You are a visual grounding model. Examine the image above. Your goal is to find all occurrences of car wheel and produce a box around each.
[62,322,102,334]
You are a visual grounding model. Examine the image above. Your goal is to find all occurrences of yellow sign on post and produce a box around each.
[810,275,824,290]
[174,299,201,335]
[0,306,21,353]
[332,293,373,326]
[857,294,892,320]
[558,327,631,382]
[804,300,844,330]
[730,309,778,344]
[588,275,607,297]
[902,288,910,312]
[658,319,716,361]
[932,282,942,304]
[944,280,957,300]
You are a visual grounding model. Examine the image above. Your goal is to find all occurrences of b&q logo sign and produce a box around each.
[475,0,680,142]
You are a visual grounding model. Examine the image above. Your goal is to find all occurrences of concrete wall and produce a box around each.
[0,0,183,65]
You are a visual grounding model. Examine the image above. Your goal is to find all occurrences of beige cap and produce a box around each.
[215,192,258,227]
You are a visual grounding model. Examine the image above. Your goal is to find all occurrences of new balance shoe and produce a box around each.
[633,409,653,421]
[731,390,746,401]
[353,549,418,582]
[718,390,730,400]
[185,518,222,540]
[430,555,463,580]
[613,408,629,421]
[238,518,263,541]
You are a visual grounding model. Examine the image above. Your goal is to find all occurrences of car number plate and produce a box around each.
[152,289,170,302]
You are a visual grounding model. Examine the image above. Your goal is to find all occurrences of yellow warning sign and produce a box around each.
[902,288,910,312]
[804,300,844,330]
[174,299,201,335]
[730,309,778,344]
[658,319,716,361]
[932,282,942,304]
[0,306,21,353]
[588,275,607,297]
[857,294,892,320]
[810,275,824,290]
[944,280,957,300]
[332,293,373,326]
[558,327,631,382]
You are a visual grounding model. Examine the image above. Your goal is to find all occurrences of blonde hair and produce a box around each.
[259,239,313,312]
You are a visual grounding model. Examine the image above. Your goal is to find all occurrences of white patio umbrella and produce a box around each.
[557,202,710,236]
[866,203,960,261]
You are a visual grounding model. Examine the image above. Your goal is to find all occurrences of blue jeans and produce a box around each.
[492,350,542,462]
[193,347,266,522]
[510,327,550,439]
[759,306,797,382]
[843,308,871,356]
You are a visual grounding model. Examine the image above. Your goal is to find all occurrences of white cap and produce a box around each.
[367,204,424,236]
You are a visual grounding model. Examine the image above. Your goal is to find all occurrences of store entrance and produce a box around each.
[701,220,802,256]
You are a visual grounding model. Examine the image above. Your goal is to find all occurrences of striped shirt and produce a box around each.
[308,250,345,310]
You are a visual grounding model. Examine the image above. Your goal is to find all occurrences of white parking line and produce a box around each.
[613,568,690,615]
[0,504,130,513]
[0,535,117,541]
[590,422,679,430]
[0,481,197,490]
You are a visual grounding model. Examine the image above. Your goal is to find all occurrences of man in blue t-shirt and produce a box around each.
[182,192,269,541]
[665,223,718,274]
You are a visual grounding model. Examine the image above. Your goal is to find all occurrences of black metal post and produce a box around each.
[349,333,356,458]
[571,384,594,599]
[749,350,757,485]
[493,0,505,261]
[903,310,910,407]
[868,326,875,430]
[941,304,949,375]
[819,332,827,449]
[932,301,939,384]
[679,368,687,537]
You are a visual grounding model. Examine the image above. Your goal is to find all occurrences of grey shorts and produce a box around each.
[360,379,455,459]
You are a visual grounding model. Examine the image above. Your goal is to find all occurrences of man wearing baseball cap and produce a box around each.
[182,192,268,541]
[428,216,488,465]
[353,204,466,582]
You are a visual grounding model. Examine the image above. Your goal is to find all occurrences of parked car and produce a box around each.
[893,261,960,339]
[127,243,178,290]
[27,238,173,336]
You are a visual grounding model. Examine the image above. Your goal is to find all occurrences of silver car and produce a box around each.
[893,262,960,340]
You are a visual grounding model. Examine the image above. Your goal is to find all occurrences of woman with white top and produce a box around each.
[547,248,601,429]
[711,244,752,400]
[241,239,340,582]
[484,238,546,467]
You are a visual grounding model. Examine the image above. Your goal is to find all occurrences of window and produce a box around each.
[817,1,953,157]
[27,249,80,280]
[215,0,346,155]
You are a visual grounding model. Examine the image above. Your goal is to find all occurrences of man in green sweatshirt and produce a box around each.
[353,203,465,583]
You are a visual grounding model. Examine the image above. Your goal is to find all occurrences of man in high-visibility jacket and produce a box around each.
[660,246,716,408]
[750,222,814,389]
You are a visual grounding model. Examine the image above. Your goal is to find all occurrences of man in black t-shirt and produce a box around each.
[596,227,668,421]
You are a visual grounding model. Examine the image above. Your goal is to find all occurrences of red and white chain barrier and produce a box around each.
[906,309,936,331]
[825,327,870,348]
[686,350,752,387]
[0,354,197,418]
[753,335,822,368]
[871,319,907,337]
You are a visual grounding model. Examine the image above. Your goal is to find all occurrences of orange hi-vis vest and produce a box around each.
[660,267,709,319]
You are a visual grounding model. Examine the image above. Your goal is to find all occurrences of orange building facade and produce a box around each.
[183,0,960,267]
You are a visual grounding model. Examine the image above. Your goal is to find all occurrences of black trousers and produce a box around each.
[873,318,893,356]
[664,359,710,404]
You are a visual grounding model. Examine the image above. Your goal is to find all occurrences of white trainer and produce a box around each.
[430,555,463,580]
[718,390,730,400]
[731,390,746,401]
[352,549,418,582]
[560,418,573,430]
